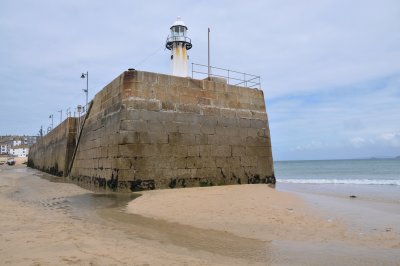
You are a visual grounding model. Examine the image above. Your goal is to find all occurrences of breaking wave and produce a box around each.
[277,179,400,186]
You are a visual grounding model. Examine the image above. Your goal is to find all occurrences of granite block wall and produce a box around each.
[28,117,77,176]
[68,70,274,191]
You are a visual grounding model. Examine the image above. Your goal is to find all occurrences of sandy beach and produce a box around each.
[1,165,399,265]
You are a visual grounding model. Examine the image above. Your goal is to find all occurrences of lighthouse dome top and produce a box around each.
[170,16,187,29]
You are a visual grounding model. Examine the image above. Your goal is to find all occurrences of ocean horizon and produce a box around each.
[274,158,400,186]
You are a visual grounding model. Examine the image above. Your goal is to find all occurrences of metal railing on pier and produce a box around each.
[191,63,261,90]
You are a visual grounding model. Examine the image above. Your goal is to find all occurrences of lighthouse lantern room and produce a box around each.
[166,17,192,77]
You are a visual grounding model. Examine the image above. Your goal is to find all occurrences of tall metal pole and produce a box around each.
[208,27,210,78]
[81,71,89,112]
[58,110,62,123]
[49,114,53,129]
[86,71,88,112]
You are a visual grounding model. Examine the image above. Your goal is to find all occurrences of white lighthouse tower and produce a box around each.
[166,17,192,77]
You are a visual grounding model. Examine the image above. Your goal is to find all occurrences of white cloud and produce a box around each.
[349,137,375,148]
[378,132,400,147]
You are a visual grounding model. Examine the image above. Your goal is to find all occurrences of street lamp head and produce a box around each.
[81,73,86,79]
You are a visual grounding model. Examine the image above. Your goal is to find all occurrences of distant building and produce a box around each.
[0,135,38,155]
[10,145,29,157]
[13,139,22,146]
[0,143,10,154]
[23,136,38,146]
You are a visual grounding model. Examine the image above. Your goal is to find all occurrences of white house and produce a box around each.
[10,145,29,157]
[0,143,10,154]
[13,139,22,146]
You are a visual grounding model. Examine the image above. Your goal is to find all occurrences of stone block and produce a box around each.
[245,136,268,147]
[240,156,258,167]
[168,132,196,145]
[201,116,218,127]
[178,124,201,134]
[170,145,188,157]
[251,119,267,129]
[118,131,140,144]
[207,134,218,145]
[211,145,231,157]
[177,103,201,114]
[217,135,244,145]
[202,80,215,91]
[238,118,251,128]
[214,82,227,92]
[147,100,162,111]
[199,145,212,157]
[202,106,220,116]
[245,146,269,157]
[231,145,245,156]
[118,169,136,180]
[197,97,211,105]
[186,156,197,168]
[227,156,241,166]
[247,128,260,138]
[180,95,198,105]
[257,156,273,175]
[187,145,199,156]
[120,120,147,132]
[117,158,132,169]
[169,75,189,88]
[162,101,176,111]
[220,108,236,118]
[218,117,238,127]
[195,134,208,145]
[215,156,227,168]
[175,112,201,124]
[147,120,166,132]
[139,132,169,144]
[200,90,217,99]
[200,125,215,134]
[215,126,239,137]
[163,121,180,133]
[236,110,252,119]
[257,128,270,138]
[169,157,187,168]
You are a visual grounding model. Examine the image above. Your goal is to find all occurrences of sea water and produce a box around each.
[275,159,400,185]
[274,158,400,234]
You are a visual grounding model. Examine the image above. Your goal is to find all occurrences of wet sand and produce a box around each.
[1,165,399,265]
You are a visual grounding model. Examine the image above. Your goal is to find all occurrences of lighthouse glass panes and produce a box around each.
[172,26,186,36]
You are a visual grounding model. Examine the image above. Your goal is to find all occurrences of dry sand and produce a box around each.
[127,184,347,243]
[1,165,399,265]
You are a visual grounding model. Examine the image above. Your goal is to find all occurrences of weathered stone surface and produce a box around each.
[29,70,274,192]
[28,118,77,177]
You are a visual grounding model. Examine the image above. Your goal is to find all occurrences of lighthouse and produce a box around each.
[166,17,192,77]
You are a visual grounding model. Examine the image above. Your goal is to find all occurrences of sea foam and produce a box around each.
[277,179,400,185]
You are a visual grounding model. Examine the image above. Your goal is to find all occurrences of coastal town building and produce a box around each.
[0,143,10,154]
[0,135,38,156]
[13,139,22,146]
[10,145,30,157]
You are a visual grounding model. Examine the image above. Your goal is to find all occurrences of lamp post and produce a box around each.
[58,110,62,123]
[49,114,53,130]
[80,71,88,111]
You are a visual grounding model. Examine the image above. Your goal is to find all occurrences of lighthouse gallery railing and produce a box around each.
[191,63,261,90]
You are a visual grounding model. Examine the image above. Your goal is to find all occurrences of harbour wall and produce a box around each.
[28,117,77,176]
[29,70,274,191]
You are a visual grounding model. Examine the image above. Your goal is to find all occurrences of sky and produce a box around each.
[0,0,399,160]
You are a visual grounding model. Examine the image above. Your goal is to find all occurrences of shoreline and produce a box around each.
[1,165,400,265]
